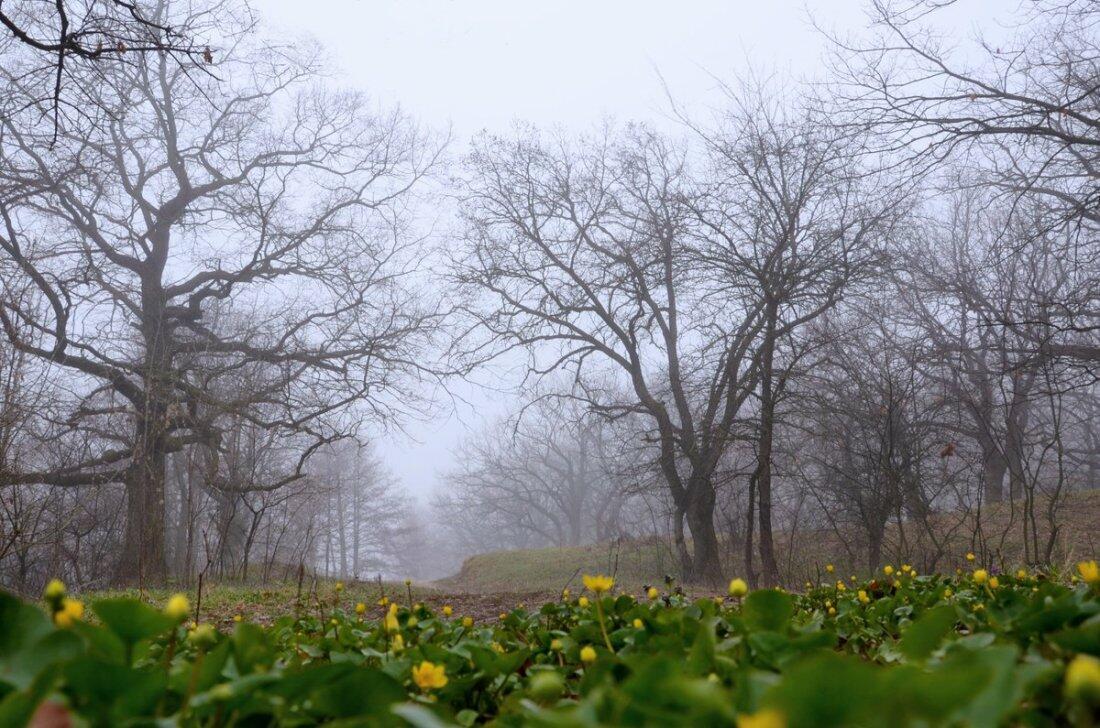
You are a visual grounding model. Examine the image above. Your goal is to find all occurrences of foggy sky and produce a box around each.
[260,0,1008,501]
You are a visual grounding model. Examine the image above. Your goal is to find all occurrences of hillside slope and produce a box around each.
[439,490,1100,593]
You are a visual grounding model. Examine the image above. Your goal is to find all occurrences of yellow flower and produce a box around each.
[442,605,453,617]
[355,602,367,615]
[973,569,989,585]
[632,618,644,628]
[491,641,505,653]
[892,580,901,589]
[1016,568,1027,579]
[462,616,474,628]
[561,588,570,600]
[827,606,836,616]
[944,588,953,598]
[582,574,614,594]
[850,575,856,582]
[836,581,847,591]
[857,590,870,604]
[1078,560,1100,586]
[43,579,66,602]
[404,578,412,587]
[164,593,190,621]
[988,577,1000,589]
[412,660,448,690]
[1065,654,1100,702]
[825,564,834,574]
[53,597,84,628]
[377,596,389,607]
[578,596,590,608]
[498,612,507,621]
[408,616,418,627]
[391,634,404,651]
[646,586,659,600]
[233,614,242,623]
[883,565,894,576]
[334,581,344,593]
[580,645,597,664]
[901,564,912,574]
[966,552,976,562]
[824,600,832,608]
[550,638,563,651]
[728,578,749,597]
[383,603,399,632]
[737,708,787,728]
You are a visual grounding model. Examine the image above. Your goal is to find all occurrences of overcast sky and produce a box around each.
[259,0,1009,501]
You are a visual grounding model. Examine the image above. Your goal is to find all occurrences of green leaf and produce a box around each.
[763,652,881,728]
[899,605,958,661]
[91,598,176,655]
[742,590,793,632]
[308,666,405,718]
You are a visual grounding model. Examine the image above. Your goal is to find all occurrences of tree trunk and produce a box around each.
[117,445,168,582]
[754,299,780,586]
[684,481,723,587]
[981,443,1007,504]
[673,505,693,581]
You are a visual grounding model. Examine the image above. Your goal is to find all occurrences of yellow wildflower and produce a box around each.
[836,581,847,591]
[233,614,242,623]
[498,612,507,621]
[164,593,190,621]
[883,565,895,576]
[561,588,570,600]
[1078,560,1100,586]
[578,596,590,608]
[443,605,453,617]
[728,578,749,597]
[737,708,787,728]
[633,618,644,628]
[582,574,614,594]
[825,564,834,574]
[1065,654,1100,703]
[973,569,989,585]
[43,579,65,602]
[412,660,447,690]
[1016,568,1028,579]
[383,602,399,632]
[462,616,474,628]
[580,645,597,664]
[334,581,344,593]
[53,597,84,628]
[988,577,1000,589]
[646,586,659,600]
[857,590,870,604]
[966,552,976,562]
[355,602,366,615]
[377,596,389,607]
[550,638,563,651]
[828,606,836,616]
[391,633,404,651]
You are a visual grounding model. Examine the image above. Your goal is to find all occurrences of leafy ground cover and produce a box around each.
[2,562,1100,727]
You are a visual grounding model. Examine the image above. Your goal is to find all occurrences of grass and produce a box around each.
[437,538,678,595]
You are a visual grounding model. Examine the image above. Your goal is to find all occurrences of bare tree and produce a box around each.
[0,0,444,582]
[0,0,211,137]
[455,124,769,585]
[683,85,901,584]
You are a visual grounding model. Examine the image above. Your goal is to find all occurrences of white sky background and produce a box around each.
[258,0,1010,502]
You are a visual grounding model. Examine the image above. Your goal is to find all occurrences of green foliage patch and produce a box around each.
[2,567,1100,726]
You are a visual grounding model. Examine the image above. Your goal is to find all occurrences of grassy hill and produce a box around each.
[439,490,1100,593]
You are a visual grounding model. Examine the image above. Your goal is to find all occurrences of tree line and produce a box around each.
[1,0,1098,590]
